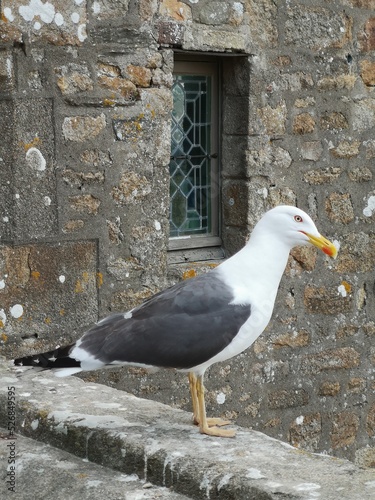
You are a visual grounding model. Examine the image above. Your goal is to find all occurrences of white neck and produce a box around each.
[218,229,292,315]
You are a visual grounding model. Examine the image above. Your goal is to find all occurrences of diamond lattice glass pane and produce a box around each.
[169,74,212,237]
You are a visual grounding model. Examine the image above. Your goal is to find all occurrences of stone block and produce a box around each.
[0,0,87,45]
[285,7,352,50]
[331,412,359,449]
[348,167,372,182]
[300,141,323,161]
[319,381,340,396]
[55,63,93,95]
[330,140,360,158]
[159,0,192,21]
[360,60,375,86]
[222,180,250,227]
[359,17,375,52]
[62,114,106,142]
[301,347,360,374]
[325,193,354,223]
[304,286,353,314]
[320,112,348,130]
[334,232,375,273]
[304,167,341,185]
[69,194,101,215]
[257,102,287,135]
[92,0,130,21]
[272,330,310,349]
[111,171,151,205]
[268,389,309,410]
[317,74,356,91]
[353,98,375,132]
[289,413,322,451]
[10,99,57,240]
[0,241,98,355]
[293,113,315,135]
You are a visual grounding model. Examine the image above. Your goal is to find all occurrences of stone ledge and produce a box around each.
[0,360,374,500]
[0,428,189,500]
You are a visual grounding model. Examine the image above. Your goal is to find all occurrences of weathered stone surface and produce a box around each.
[360,60,375,86]
[1,367,375,500]
[304,285,353,314]
[353,98,375,132]
[0,0,87,45]
[330,140,360,158]
[293,112,316,134]
[304,167,341,185]
[289,413,322,451]
[300,141,323,161]
[320,111,348,130]
[358,17,375,52]
[55,64,93,95]
[331,412,360,449]
[0,241,98,355]
[334,232,375,273]
[325,193,355,223]
[257,102,287,135]
[301,348,360,374]
[111,172,152,205]
[268,389,309,409]
[319,381,340,397]
[69,194,101,215]
[62,114,106,142]
[285,7,351,50]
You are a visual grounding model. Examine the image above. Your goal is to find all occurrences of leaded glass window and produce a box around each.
[169,61,219,246]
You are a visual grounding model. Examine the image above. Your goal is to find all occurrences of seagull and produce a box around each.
[14,206,338,437]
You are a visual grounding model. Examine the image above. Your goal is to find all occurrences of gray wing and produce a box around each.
[79,271,251,370]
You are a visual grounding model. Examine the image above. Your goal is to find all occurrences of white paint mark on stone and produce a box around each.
[123,311,132,320]
[77,24,87,42]
[216,392,226,405]
[295,483,321,492]
[19,0,55,24]
[92,2,101,14]
[6,57,13,79]
[0,280,5,290]
[86,480,103,488]
[295,415,304,425]
[363,195,375,217]
[154,220,161,231]
[31,419,39,430]
[54,13,64,26]
[10,304,24,319]
[337,285,347,298]
[71,12,80,24]
[246,468,266,479]
[0,309,7,325]
[43,196,51,206]
[3,216,9,223]
[217,474,233,490]
[59,275,66,284]
[26,147,46,171]
[15,193,20,199]
[34,21,42,30]
[4,7,15,22]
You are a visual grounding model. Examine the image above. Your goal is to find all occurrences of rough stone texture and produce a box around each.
[1,364,375,500]
[0,428,188,500]
[1,0,375,468]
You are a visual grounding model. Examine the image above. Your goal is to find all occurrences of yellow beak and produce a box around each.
[301,232,338,259]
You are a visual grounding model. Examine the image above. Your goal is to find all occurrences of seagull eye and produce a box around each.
[294,215,303,223]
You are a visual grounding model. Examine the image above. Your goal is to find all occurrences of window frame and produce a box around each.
[168,57,221,252]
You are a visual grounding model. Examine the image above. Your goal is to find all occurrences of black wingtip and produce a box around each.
[14,343,79,369]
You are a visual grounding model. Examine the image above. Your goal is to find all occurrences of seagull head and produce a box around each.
[257,205,338,258]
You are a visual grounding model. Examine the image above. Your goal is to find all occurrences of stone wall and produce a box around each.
[0,0,374,466]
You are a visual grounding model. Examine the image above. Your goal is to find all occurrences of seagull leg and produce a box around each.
[195,374,235,438]
[188,372,200,425]
[188,372,231,427]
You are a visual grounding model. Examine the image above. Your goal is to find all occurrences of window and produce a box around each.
[169,60,220,252]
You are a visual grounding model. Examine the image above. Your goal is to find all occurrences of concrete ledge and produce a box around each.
[1,360,374,500]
